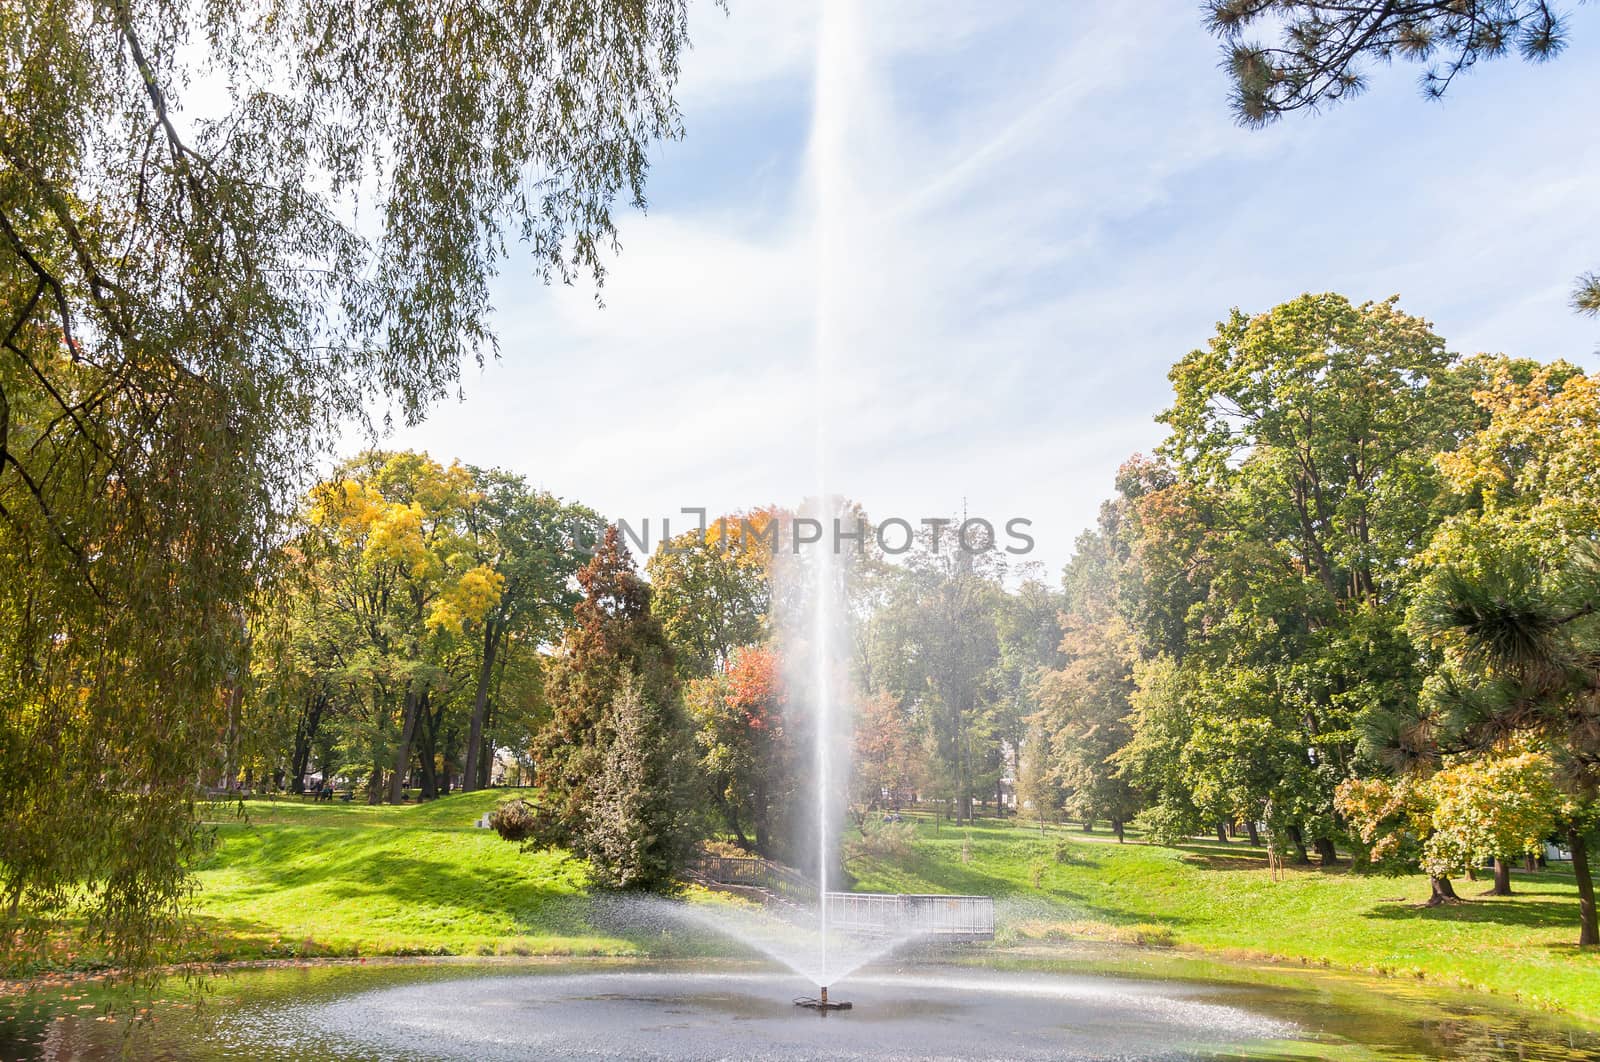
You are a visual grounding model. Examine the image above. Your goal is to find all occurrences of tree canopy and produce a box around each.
[1,0,690,970]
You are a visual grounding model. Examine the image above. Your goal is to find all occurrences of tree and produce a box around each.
[2,0,692,969]
[1016,719,1062,832]
[1147,294,1471,861]
[1426,748,1560,895]
[853,689,926,813]
[1338,747,1559,901]
[530,525,691,888]
[1410,365,1600,945]
[460,474,602,792]
[1335,773,1463,904]
[291,452,501,803]
[583,675,697,891]
[648,509,778,680]
[1118,657,1206,846]
[1037,601,1140,837]
[868,532,1004,823]
[989,577,1065,818]
[687,645,798,858]
[1204,2,1593,313]
[1411,550,1600,943]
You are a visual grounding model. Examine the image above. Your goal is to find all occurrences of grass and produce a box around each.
[156,796,1600,1022]
[849,816,1600,1020]
[185,791,637,962]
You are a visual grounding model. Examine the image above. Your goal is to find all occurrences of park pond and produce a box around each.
[4,950,1599,1060]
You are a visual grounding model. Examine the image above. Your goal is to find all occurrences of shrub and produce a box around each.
[489,799,549,844]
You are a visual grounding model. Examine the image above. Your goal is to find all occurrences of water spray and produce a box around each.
[793,0,855,1017]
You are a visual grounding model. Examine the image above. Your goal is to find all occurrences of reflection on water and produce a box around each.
[3,954,1597,1060]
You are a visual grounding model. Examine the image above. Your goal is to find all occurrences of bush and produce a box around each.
[489,798,549,844]
[1132,805,1201,848]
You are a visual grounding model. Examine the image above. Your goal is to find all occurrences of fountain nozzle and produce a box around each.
[794,985,852,1013]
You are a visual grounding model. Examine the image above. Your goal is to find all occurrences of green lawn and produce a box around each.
[849,816,1600,1019]
[187,791,636,961]
[180,795,1600,1021]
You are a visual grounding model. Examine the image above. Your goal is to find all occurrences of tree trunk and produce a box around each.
[441,725,459,795]
[1571,827,1598,947]
[290,691,324,795]
[1525,854,1539,873]
[1216,822,1229,844]
[389,689,422,804]
[1246,820,1260,846]
[462,616,501,792]
[476,700,495,789]
[1489,857,1512,896]
[1426,876,1459,906]
[367,758,384,804]
[415,693,447,800]
[1082,818,1093,833]
[1112,818,1124,843]
[1314,837,1340,866]
[1287,825,1311,864]
[478,648,509,788]
[220,680,242,789]
[953,708,969,825]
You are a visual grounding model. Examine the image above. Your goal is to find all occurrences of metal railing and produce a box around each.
[690,856,994,940]
[690,855,817,904]
[826,891,995,941]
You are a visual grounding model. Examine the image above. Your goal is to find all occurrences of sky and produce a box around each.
[385,1,1600,577]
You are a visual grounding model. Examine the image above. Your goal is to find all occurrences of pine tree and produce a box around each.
[582,675,696,890]
[530,525,691,888]
[1203,2,1593,316]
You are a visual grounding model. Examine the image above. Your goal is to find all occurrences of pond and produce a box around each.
[4,951,1597,1060]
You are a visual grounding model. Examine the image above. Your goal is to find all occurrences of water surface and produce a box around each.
[4,955,1596,1060]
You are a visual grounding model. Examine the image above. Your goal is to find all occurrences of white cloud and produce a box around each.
[390,0,1600,575]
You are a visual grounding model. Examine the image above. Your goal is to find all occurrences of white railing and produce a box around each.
[826,891,995,940]
[690,856,994,940]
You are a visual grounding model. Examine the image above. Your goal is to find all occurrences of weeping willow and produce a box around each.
[0,0,690,972]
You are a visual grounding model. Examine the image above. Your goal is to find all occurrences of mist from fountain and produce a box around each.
[597,1,884,998]
[805,0,853,994]
[595,894,927,990]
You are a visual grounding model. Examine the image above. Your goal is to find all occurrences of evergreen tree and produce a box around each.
[531,525,691,888]
[583,675,696,891]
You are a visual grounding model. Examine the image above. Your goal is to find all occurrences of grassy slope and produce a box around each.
[186,796,1600,1020]
[187,792,634,961]
[848,816,1600,1019]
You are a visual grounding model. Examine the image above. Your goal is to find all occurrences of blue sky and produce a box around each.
[390,1,1600,576]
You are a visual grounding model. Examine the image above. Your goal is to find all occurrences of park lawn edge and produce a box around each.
[8,794,1600,1026]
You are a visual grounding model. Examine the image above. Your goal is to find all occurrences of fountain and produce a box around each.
[580,1,928,991]
[796,0,852,1011]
